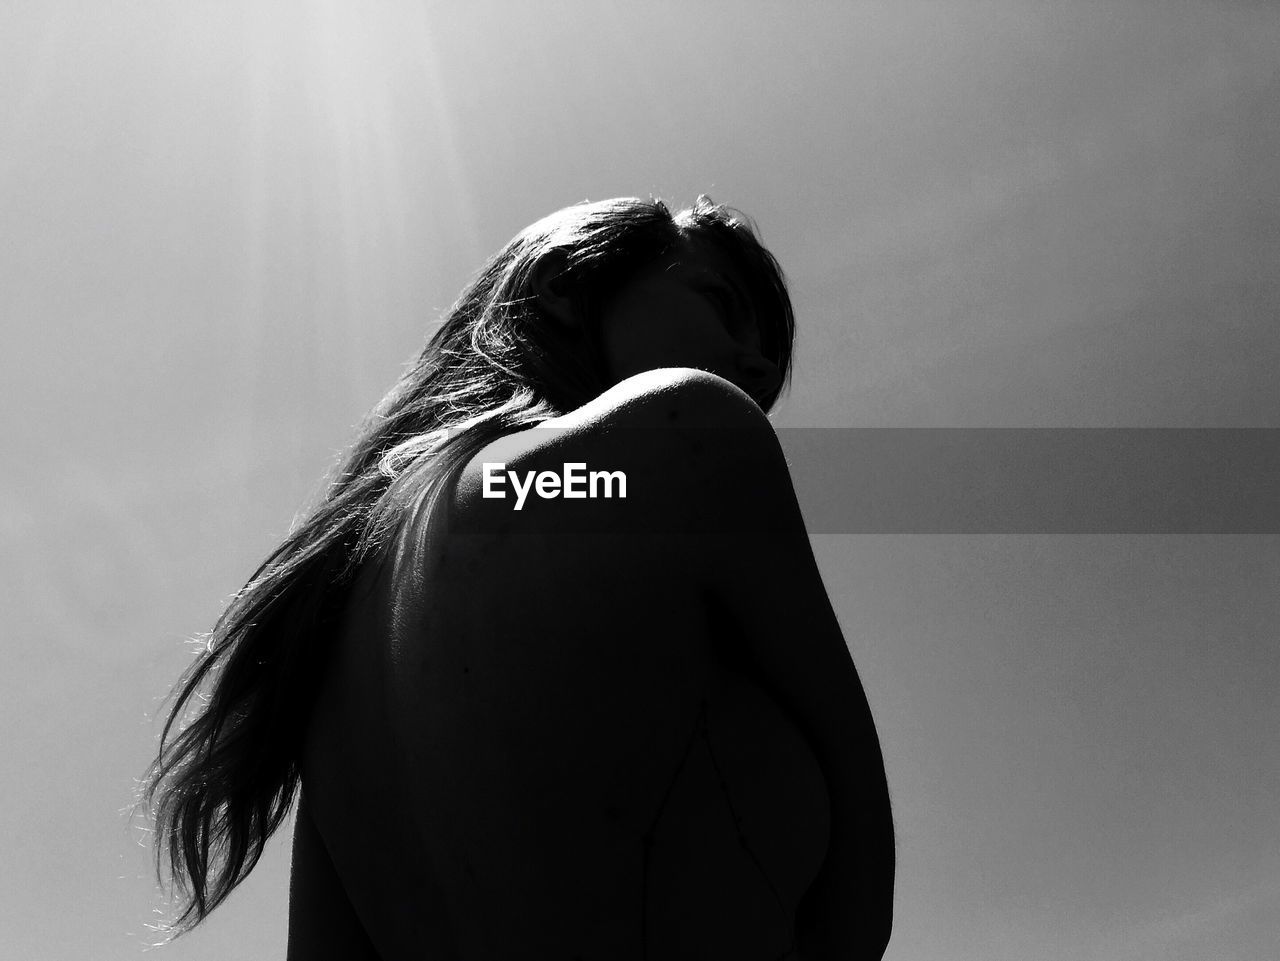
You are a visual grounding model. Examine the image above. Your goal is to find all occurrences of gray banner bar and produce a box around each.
[776,428,1279,533]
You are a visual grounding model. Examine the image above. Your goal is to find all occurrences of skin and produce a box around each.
[288,240,893,960]
[582,235,783,406]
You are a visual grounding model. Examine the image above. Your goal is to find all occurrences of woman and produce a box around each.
[138,196,894,959]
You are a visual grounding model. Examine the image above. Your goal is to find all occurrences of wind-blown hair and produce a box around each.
[133,194,796,940]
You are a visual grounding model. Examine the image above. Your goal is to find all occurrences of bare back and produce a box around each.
[291,371,843,959]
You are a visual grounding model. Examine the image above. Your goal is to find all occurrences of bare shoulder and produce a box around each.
[547,366,775,433]
[452,367,784,532]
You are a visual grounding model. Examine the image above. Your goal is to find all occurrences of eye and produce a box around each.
[701,286,741,330]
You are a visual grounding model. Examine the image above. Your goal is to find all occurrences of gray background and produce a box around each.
[2,1,1277,958]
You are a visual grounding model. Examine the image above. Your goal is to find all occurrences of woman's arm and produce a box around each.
[634,368,896,959]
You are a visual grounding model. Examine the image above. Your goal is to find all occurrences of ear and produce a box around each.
[531,251,579,328]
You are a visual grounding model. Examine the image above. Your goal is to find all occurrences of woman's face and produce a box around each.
[592,236,783,407]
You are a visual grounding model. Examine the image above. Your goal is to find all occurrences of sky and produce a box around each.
[2,1,1277,958]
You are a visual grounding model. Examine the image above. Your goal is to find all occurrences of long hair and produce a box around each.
[133,194,796,940]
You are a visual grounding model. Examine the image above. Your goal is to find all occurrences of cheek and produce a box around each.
[602,312,684,364]
[597,295,731,379]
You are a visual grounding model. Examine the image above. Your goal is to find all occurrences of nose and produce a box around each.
[734,353,781,403]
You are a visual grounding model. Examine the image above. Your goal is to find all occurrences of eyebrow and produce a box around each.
[690,267,743,302]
